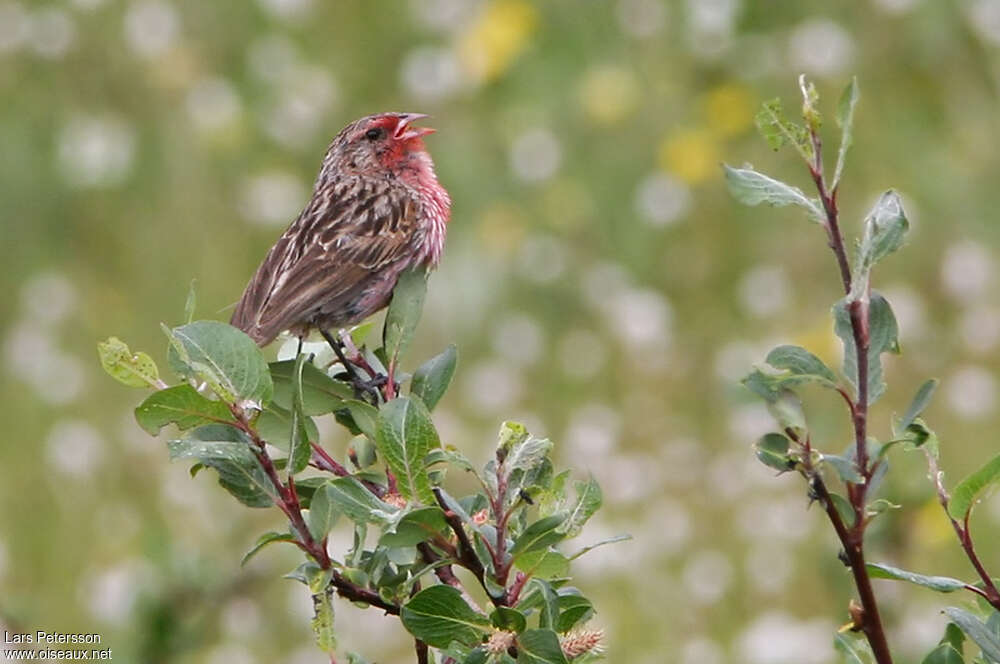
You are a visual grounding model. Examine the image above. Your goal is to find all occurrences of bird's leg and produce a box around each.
[339,330,398,401]
[320,328,383,403]
[338,330,384,383]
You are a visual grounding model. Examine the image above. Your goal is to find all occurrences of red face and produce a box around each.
[358,113,436,166]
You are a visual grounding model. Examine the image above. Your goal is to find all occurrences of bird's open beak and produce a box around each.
[394,113,436,140]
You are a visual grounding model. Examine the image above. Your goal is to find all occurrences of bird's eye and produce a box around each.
[365,128,384,141]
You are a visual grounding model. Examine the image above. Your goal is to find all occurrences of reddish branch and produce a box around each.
[924,451,1000,609]
[803,131,894,664]
[228,403,401,616]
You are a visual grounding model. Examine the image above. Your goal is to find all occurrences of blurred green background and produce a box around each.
[5,0,1000,662]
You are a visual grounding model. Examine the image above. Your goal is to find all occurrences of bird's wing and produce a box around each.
[231,176,421,344]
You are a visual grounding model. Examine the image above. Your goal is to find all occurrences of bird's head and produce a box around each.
[323,112,437,179]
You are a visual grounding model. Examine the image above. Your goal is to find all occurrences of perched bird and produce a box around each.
[231,113,451,347]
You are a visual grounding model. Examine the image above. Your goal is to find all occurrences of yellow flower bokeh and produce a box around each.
[705,83,755,138]
[660,128,720,184]
[458,0,539,83]
[578,65,640,126]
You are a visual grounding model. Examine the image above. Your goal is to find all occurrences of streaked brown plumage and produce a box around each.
[231,113,451,346]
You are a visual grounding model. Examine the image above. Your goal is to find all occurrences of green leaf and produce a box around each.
[512,515,567,558]
[383,267,428,363]
[867,562,966,592]
[754,97,813,162]
[830,492,856,527]
[379,506,448,547]
[766,390,807,434]
[505,432,553,478]
[255,405,319,452]
[492,606,528,633]
[766,345,838,383]
[307,481,340,542]
[269,359,351,415]
[376,397,439,504]
[411,345,458,411]
[514,550,570,580]
[943,622,966,651]
[344,400,379,440]
[241,531,295,566]
[754,433,793,472]
[516,629,569,664]
[834,292,899,406]
[401,585,492,648]
[311,590,336,654]
[866,498,901,518]
[569,534,632,560]
[556,595,594,633]
[559,477,601,537]
[900,379,939,433]
[98,337,161,388]
[949,453,1000,521]
[851,191,909,301]
[169,424,278,508]
[944,607,1000,663]
[723,164,824,222]
[286,352,312,475]
[821,454,863,484]
[165,321,273,404]
[922,643,965,664]
[743,346,839,408]
[833,76,860,191]
[134,384,233,435]
[323,477,397,525]
[835,632,875,664]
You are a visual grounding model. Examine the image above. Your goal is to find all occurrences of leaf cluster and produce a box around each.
[99,270,620,663]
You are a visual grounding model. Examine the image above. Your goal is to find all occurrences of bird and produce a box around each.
[231,113,451,351]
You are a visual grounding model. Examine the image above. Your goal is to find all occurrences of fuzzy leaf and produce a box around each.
[269,359,351,415]
[754,433,793,472]
[851,191,909,301]
[134,384,233,435]
[516,629,569,664]
[833,76,860,190]
[568,534,632,560]
[766,345,838,383]
[755,97,813,162]
[835,633,875,664]
[286,352,312,475]
[900,379,939,434]
[379,506,448,547]
[307,481,340,541]
[376,397,439,504]
[383,268,428,363]
[323,477,396,525]
[241,531,295,566]
[949,453,1000,521]
[401,585,491,648]
[411,344,458,411]
[512,515,566,558]
[867,562,966,592]
[944,607,1000,663]
[921,643,964,664]
[165,321,273,405]
[559,477,601,537]
[255,405,319,452]
[99,337,161,388]
[833,292,899,405]
[169,424,277,507]
[723,164,824,222]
